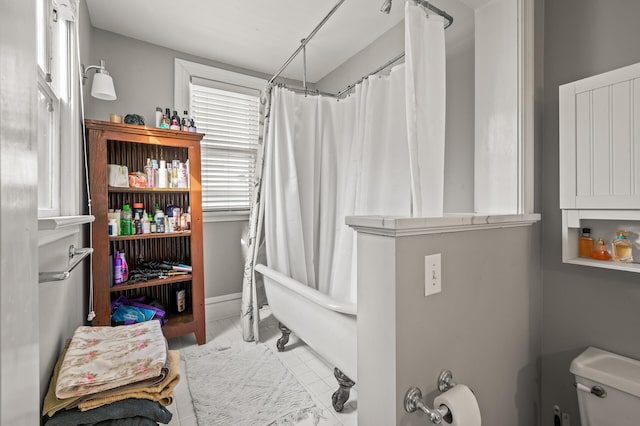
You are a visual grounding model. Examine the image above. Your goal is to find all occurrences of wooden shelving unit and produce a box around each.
[87,119,206,344]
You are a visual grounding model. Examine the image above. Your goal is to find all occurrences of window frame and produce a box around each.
[174,58,266,221]
[36,0,82,223]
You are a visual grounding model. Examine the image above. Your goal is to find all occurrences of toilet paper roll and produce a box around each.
[433,384,481,426]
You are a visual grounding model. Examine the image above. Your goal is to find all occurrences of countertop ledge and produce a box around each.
[346,213,541,236]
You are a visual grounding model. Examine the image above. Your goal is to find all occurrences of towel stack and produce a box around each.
[42,321,180,426]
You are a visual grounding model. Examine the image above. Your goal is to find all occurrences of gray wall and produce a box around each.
[316,18,475,213]
[395,226,541,425]
[85,29,270,299]
[541,0,640,424]
[1,1,40,423]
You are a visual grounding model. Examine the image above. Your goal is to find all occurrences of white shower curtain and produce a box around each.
[242,2,445,339]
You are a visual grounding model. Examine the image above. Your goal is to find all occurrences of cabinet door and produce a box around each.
[559,62,640,209]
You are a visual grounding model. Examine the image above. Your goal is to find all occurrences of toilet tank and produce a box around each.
[570,347,640,426]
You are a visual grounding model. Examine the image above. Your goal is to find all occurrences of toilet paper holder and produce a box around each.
[404,369,456,424]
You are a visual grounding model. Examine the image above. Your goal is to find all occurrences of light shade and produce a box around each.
[91,72,117,101]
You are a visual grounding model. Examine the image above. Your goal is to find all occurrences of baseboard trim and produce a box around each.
[205,292,242,321]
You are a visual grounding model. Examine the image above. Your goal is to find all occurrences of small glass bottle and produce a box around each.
[591,237,611,261]
[578,227,594,258]
[159,114,170,129]
[612,230,633,263]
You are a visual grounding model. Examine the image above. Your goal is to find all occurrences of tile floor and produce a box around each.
[165,306,358,425]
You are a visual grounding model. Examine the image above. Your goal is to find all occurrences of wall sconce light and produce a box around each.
[82,59,117,101]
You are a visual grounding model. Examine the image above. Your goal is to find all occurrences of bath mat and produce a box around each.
[182,341,321,425]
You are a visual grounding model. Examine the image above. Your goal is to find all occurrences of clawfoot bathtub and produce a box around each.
[255,264,357,412]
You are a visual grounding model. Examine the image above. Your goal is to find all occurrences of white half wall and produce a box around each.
[474,0,519,213]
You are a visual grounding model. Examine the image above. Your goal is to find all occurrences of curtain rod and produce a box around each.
[270,0,453,97]
[269,0,346,84]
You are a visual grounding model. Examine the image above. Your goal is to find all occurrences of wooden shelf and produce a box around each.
[110,275,192,293]
[109,186,189,193]
[162,311,196,340]
[109,231,191,241]
[87,119,205,344]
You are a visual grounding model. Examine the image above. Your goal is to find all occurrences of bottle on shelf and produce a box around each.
[591,237,611,261]
[120,204,133,236]
[185,206,191,230]
[149,213,157,233]
[181,110,189,131]
[160,113,170,129]
[158,160,168,188]
[170,111,181,130]
[178,162,188,188]
[142,211,151,234]
[171,160,180,188]
[578,227,594,258]
[155,107,162,128]
[175,283,186,313]
[612,230,633,263]
[120,252,129,282]
[145,158,154,188]
[113,250,123,285]
[188,118,197,132]
[155,208,165,233]
[134,212,142,235]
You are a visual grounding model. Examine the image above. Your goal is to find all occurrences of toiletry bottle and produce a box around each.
[156,210,165,233]
[149,213,157,233]
[120,252,129,282]
[188,118,197,132]
[160,113,170,129]
[591,237,611,261]
[120,204,132,236]
[612,230,633,263]
[173,207,181,231]
[170,111,180,130]
[158,160,168,188]
[181,110,189,131]
[184,160,191,188]
[142,211,150,234]
[578,227,594,258]
[171,159,179,188]
[178,162,188,188]
[113,250,123,285]
[144,158,154,188]
[175,283,186,313]
[134,212,142,235]
[155,107,162,128]
[108,218,118,237]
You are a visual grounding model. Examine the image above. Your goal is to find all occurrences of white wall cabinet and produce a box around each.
[559,61,640,270]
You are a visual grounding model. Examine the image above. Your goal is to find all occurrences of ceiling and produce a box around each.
[86,0,491,83]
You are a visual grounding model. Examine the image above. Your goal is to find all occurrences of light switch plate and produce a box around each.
[424,253,441,296]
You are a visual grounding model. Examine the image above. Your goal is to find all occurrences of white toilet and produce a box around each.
[570,346,640,426]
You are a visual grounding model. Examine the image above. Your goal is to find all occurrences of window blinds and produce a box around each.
[191,83,260,211]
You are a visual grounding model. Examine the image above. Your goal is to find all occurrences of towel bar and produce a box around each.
[39,245,93,283]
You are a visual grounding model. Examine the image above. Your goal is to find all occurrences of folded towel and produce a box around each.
[55,322,167,399]
[43,343,178,418]
[78,350,180,411]
[44,398,172,426]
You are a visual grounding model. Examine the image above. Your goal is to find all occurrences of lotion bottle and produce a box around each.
[158,160,168,188]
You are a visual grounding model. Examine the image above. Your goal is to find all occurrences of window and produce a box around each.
[191,81,260,211]
[174,59,265,215]
[36,0,76,217]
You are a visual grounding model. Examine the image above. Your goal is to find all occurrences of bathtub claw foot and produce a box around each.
[276,323,291,352]
[332,368,355,412]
